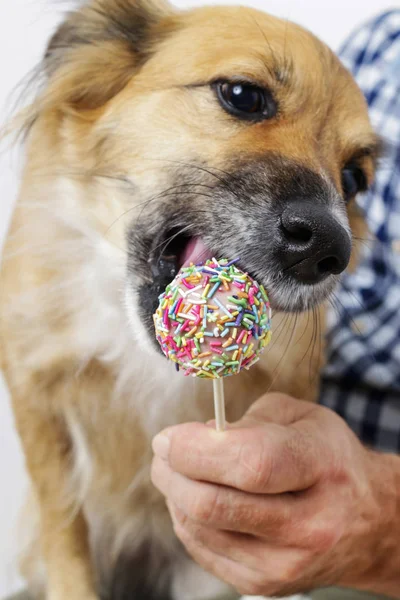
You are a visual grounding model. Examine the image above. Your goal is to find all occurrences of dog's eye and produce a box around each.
[341,166,368,202]
[215,81,277,121]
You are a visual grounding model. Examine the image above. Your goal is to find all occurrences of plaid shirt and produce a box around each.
[319,10,400,453]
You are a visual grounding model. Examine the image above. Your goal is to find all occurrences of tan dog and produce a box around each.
[0,1,378,599]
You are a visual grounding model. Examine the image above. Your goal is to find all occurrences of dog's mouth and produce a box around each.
[149,229,215,286]
[144,222,337,319]
[133,229,224,338]
[129,218,342,349]
[148,229,256,294]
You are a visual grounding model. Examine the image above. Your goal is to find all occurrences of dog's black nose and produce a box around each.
[278,201,351,284]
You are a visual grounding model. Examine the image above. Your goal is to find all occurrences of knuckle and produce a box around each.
[238,437,272,492]
[190,524,206,545]
[173,505,190,529]
[190,485,222,524]
[287,431,319,485]
[307,521,338,553]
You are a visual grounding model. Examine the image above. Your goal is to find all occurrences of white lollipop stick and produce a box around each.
[213,378,226,432]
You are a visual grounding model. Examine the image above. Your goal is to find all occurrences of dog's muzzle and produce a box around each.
[126,154,353,341]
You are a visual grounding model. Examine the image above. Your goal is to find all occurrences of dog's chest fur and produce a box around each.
[3,173,280,599]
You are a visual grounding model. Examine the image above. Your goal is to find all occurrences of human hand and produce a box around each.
[151,393,397,597]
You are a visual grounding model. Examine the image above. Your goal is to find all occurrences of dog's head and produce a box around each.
[30,0,379,346]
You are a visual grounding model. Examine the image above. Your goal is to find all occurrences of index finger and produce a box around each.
[152,420,323,494]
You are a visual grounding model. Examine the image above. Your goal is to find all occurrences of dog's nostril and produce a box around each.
[317,256,340,275]
[280,217,313,244]
[283,223,312,244]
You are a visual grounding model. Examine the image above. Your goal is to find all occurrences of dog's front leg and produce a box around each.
[13,398,98,600]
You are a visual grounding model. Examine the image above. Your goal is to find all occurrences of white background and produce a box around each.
[1,0,398,597]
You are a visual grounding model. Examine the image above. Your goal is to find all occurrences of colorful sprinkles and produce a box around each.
[153,258,272,378]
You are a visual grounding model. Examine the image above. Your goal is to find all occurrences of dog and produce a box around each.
[0,0,379,598]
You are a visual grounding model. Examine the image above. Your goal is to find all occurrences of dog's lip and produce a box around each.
[148,232,214,286]
[180,237,214,268]
[150,231,322,313]
[145,230,329,315]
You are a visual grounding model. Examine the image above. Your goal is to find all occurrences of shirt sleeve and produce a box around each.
[320,11,400,454]
[339,10,400,79]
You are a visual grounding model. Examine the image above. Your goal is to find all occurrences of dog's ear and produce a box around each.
[42,0,176,109]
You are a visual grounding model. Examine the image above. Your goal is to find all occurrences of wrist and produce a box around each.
[341,450,400,597]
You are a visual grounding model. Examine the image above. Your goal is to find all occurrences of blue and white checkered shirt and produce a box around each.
[320,10,400,453]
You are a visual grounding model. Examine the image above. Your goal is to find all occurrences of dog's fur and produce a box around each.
[0,1,378,599]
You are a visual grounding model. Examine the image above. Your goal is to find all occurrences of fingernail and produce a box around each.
[152,432,171,459]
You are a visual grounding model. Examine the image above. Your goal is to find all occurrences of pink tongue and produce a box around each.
[181,237,215,268]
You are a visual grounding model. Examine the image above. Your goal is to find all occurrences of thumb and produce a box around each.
[235,392,317,428]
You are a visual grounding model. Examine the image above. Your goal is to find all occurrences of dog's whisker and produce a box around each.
[292,311,315,374]
[266,312,298,392]
[330,291,379,362]
[352,235,374,243]
[342,288,368,313]
[250,16,282,82]
[104,190,216,239]
[307,307,317,385]
[275,311,299,373]
[315,308,323,385]
[155,224,195,257]
[134,183,215,224]
[331,290,379,358]
[270,312,290,341]
[282,17,290,80]
[140,157,242,202]
[266,312,293,351]
[295,309,312,347]
[307,307,322,388]
[330,292,381,367]
[328,297,342,321]
[331,290,364,336]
